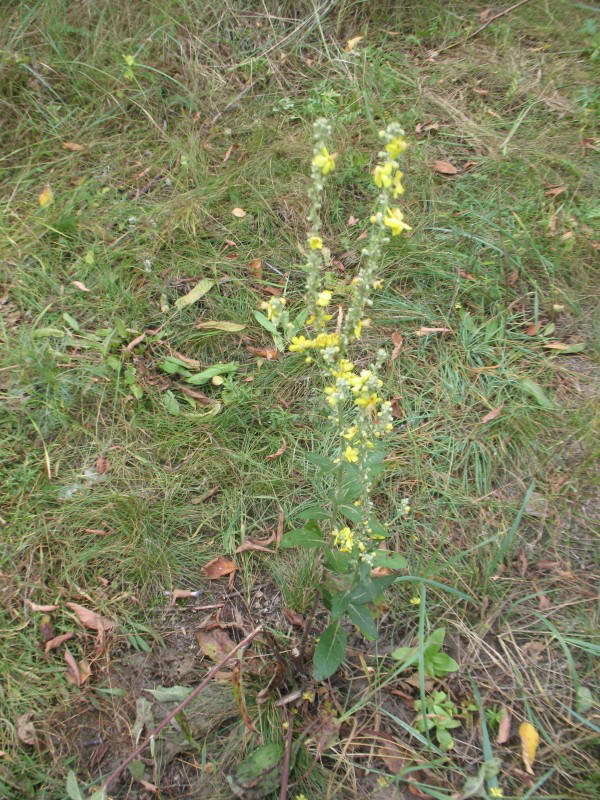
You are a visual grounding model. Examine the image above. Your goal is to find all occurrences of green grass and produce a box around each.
[1,1,599,798]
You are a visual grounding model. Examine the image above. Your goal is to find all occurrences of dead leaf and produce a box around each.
[314,711,339,756]
[191,486,220,504]
[66,602,116,633]
[390,331,403,361]
[544,341,585,352]
[282,608,304,627]
[64,647,81,686]
[415,326,451,336]
[78,658,91,684]
[276,506,284,546]
[519,721,539,775]
[44,631,74,654]
[27,601,58,612]
[481,406,503,423]
[377,736,405,773]
[16,713,38,746]
[407,783,428,798]
[538,593,551,611]
[62,141,84,151]
[179,385,214,405]
[197,628,236,662]
[139,780,158,793]
[203,556,237,580]
[545,185,566,198]
[231,207,246,218]
[169,589,199,604]
[196,320,246,333]
[246,345,278,360]
[95,456,110,474]
[371,566,392,577]
[496,706,512,744]
[71,280,90,292]
[126,332,145,351]
[458,269,476,280]
[357,229,368,240]
[266,440,286,461]
[525,322,541,335]
[344,35,363,52]
[415,121,439,134]
[236,533,276,554]
[508,269,519,286]
[84,528,109,536]
[222,144,233,163]
[347,215,358,226]
[433,160,458,175]
[249,258,263,280]
[262,285,282,296]
[38,184,54,208]
[390,397,402,418]
[175,278,215,311]
[39,615,54,644]
[172,351,201,368]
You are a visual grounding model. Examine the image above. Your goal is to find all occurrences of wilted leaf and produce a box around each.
[16,713,38,746]
[576,686,593,713]
[174,278,215,310]
[433,160,458,175]
[344,35,363,52]
[266,440,286,461]
[390,331,403,361]
[496,706,511,744]
[71,281,90,292]
[525,322,541,335]
[146,685,192,703]
[38,184,54,208]
[246,345,278,360]
[415,120,440,134]
[66,603,116,633]
[282,608,304,627]
[95,456,110,474]
[126,332,145,351]
[377,735,405,773]
[545,185,566,197]
[39,615,54,644]
[347,215,358,226]
[203,556,237,580]
[45,631,74,654]
[519,721,539,775]
[249,258,263,279]
[65,647,81,686]
[236,533,276,554]
[197,628,236,662]
[543,341,585,353]
[231,207,246,218]
[169,589,200,604]
[27,601,58,612]
[62,142,84,151]
[179,385,214,405]
[196,320,246,332]
[78,658,91,684]
[481,406,503,423]
[415,326,451,336]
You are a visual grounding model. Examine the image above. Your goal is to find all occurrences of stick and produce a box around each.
[279,712,294,800]
[434,0,534,54]
[101,625,263,793]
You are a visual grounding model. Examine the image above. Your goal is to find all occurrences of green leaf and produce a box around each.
[306,452,337,473]
[347,603,377,641]
[162,390,181,415]
[576,686,593,713]
[159,356,193,376]
[428,652,459,677]
[519,378,555,409]
[196,320,246,332]
[253,310,279,336]
[425,628,446,648]
[330,590,350,618]
[296,506,331,521]
[174,278,214,310]
[128,759,145,781]
[186,362,238,385]
[323,549,352,574]
[348,575,396,604]
[391,645,417,665]
[146,685,193,703]
[339,504,362,523]
[289,308,309,337]
[66,771,84,800]
[368,516,388,538]
[371,551,407,570]
[88,791,107,800]
[62,312,80,331]
[130,383,144,400]
[437,728,455,751]
[33,327,64,338]
[280,521,324,549]
[314,621,347,681]
[94,686,127,697]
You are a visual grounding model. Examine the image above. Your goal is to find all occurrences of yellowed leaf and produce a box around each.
[71,280,90,292]
[390,331,403,361]
[196,320,246,332]
[231,207,246,218]
[38,184,54,208]
[415,326,451,336]
[62,142,84,151]
[519,721,539,775]
[202,556,237,580]
[344,35,363,52]
[481,405,503,423]
[433,160,458,175]
[26,601,58,612]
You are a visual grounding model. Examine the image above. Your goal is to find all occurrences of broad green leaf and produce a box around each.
[62,312,80,331]
[519,378,555,409]
[162,390,181,415]
[306,452,337,473]
[128,759,145,781]
[174,278,214,310]
[576,686,593,713]
[159,356,193,376]
[339,504,362,523]
[314,621,347,681]
[348,575,396,604]
[94,686,127,697]
[425,628,446,648]
[323,549,352,574]
[66,771,84,800]
[437,728,454,751]
[280,521,324,549]
[146,685,193,703]
[347,602,377,641]
[296,506,331,521]
[130,383,143,400]
[372,551,407,570]
[391,645,417,665]
[330,591,350,618]
[33,327,64,338]
[428,652,459,677]
[196,320,246,332]
[89,791,107,800]
[289,309,309,337]
[253,310,279,336]
[186,362,238,385]
[368,516,388,538]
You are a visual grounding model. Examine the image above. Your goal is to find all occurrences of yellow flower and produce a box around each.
[289,336,311,352]
[354,319,363,339]
[309,235,323,250]
[392,170,405,197]
[343,426,358,440]
[312,146,336,175]
[410,596,420,605]
[383,207,412,236]
[333,526,354,552]
[373,160,395,188]
[344,446,359,463]
[355,392,379,409]
[316,290,332,307]
[373,279,383,289]
[490,789,503,798]
[294,795,309,800]
[386,136,408,158]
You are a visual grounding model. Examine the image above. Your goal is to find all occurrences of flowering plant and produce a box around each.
[268,119,412,679]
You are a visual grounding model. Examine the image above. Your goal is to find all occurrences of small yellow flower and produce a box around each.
[344,446,359,463]
[343,426,358,440]
[373,160,395,188]
[308,235,323,250]
[385,422,393,431]
[373,279,383,289]
[410,596,420,605]
[383,207,412,236]
[376,777,390,788]
[302,690,314,702]
[386,136,408,158]
[316,290,332,307]
[333,526,354,552]
[289,335,310,352]
[355,392,379,409]
[294,794,309,800]
[490,789,503,798]
[312,146,336,175]
[354,319,363,339]
[392,170,405,197]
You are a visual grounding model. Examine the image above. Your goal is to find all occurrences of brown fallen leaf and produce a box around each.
[64,647,81,686]
[197,628,236,662]
[545,184,566,198]
[236,533,276,554]
[179,385,214,405]
[71,280,90,292]
[357,229,368,240]
[433,160,458,175]
[344,35,363,52]
[39,615,54,644]
[222,144,233,163]
[347,215,358,226]
[371,566,393,577]
[481,406,503,423]
[282,608,304,627]
[139,780,158,793]
[377,735,405,773]
[126,332,145,351]
[390,397,402,418]
[44,631,74,654]
[496,706,512,744]
[203,556,237,580]
[169,589,200,604]
[415,121,439,134]
[78,658,92,684]
[16,713,38,746]
[544,341,585,351]
[66,602,116,633]
[231,207,246,218]
[538,593,552,610]
[249,258,263,280]
[95,455,110,474]
[458,269,476,280]
[62,141,84,151]
[27,601,58,612]
[276,506,284,546]
[191,486,220,504]
[84,528,110,536]
[525,322,541,335]
[266,440,286,461]
[246,345,278,360]
[415,326,451,336]
[390,331,403,361]
[38,184,54,208]
[172,351,201,368]
[479,7,493,22]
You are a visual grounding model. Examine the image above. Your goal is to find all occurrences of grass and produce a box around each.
[1,0,599,797]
